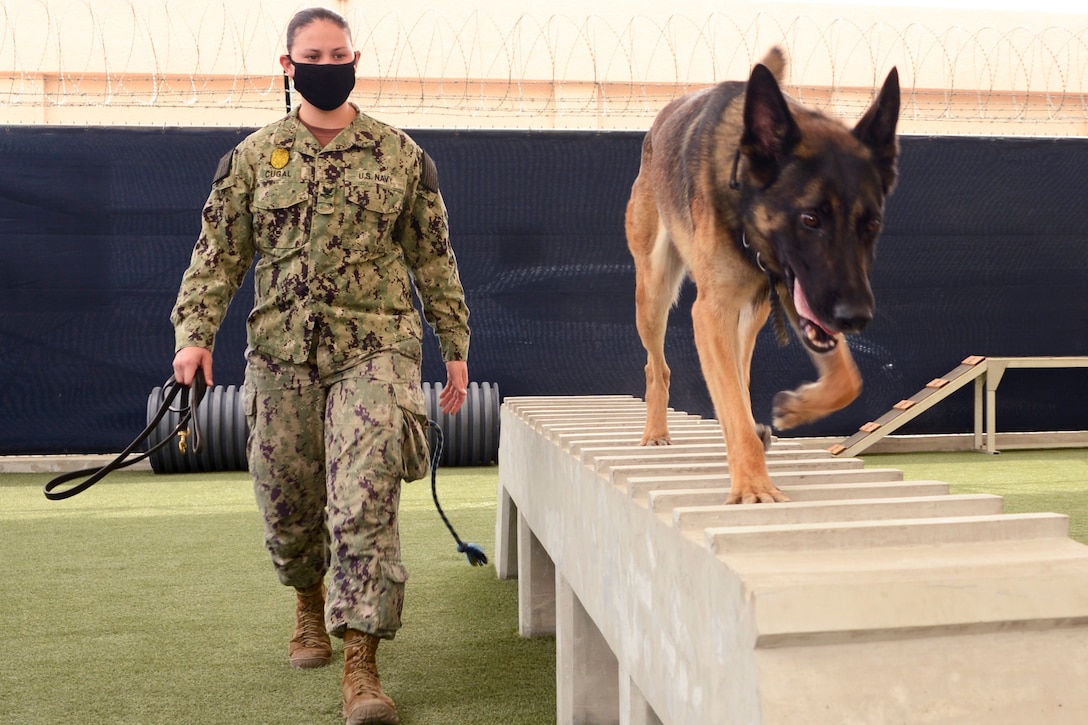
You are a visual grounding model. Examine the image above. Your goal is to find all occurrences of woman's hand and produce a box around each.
[439,360,469,415]
[173,346,214,386]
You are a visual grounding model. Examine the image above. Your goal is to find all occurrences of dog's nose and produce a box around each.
[833,303,872,334]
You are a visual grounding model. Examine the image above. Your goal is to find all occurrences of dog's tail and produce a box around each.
[758,46,787,82]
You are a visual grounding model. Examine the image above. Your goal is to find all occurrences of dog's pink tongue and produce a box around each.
[793,279,835,334]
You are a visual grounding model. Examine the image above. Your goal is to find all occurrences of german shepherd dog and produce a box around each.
[625,48,900,504]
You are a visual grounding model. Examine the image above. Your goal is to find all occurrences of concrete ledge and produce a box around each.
[647,480,952,510]
[672,493,1004,529]
[0,454,152,473]
[706,512,1070,554]
[622,466,901,496]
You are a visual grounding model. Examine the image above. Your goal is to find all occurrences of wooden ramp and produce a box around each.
[831,355,1088,457]
[495,395,1088,725]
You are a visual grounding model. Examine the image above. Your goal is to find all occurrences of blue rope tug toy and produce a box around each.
[428,420,488,567]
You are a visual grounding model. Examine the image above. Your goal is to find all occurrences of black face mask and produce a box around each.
[290,60,357,111]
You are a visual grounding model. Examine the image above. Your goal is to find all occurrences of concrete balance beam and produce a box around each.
[495,395,1088,724]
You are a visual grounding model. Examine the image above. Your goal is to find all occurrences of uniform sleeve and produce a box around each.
[396,150,470,362]
[170,148,257,352]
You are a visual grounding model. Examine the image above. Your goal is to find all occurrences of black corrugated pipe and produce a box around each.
[145,381,501,473]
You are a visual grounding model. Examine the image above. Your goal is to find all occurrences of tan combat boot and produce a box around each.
[288,582,332,669]
[342,629,398,725]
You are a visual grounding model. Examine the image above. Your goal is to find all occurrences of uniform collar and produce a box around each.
[273,104,378,155]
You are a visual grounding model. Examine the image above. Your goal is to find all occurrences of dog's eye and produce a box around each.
[800,212,820,229]
[866,219,882,234]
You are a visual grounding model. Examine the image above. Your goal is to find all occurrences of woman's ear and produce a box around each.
[279,54,294,75]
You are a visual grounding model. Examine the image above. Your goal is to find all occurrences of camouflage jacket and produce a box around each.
[171,106,470,366]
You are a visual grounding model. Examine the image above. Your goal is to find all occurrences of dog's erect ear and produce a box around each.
[741,63,801,188]
[853,67,901,194]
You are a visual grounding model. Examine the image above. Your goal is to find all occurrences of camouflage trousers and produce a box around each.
[243,348,431,640]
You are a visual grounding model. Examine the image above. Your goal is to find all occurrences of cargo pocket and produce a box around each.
[393,382,430,482]
[377,559,410,634]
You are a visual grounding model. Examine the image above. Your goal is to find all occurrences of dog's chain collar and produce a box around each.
[741,229,791,346]
[740,229,768,274]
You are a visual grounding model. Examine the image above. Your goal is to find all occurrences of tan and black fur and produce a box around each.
[625,48,900,504]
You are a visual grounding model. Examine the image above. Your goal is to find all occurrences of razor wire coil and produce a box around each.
[1,2,1086,135]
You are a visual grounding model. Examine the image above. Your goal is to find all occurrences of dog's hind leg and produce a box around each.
[627,194,685,445]
[772,338,863,430]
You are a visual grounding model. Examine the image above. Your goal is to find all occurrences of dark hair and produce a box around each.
[286,8,352,54]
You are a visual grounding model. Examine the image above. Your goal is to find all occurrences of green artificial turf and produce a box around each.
[0,467,554,725]
[2,448,1086,723]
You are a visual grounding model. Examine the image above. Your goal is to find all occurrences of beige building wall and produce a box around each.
[1,0,1086,135]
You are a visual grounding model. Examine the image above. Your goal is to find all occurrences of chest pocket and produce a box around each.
[252,181,310,252]
[342,181,406,256]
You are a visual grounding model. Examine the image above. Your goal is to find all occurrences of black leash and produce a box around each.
[428,420,488,567]
[41,372,487,568]
[42,371,207,500]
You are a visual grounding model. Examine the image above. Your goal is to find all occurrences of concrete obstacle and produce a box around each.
[495,395,1088,725]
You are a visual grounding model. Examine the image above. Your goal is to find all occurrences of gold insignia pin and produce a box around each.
[270,148,290,169]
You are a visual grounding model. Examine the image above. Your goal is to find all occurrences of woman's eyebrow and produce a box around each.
[296,45,351,54]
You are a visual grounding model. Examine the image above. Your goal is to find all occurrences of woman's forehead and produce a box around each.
[293,19,352,50]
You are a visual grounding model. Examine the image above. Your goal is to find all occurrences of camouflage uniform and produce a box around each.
[171,106,470,639]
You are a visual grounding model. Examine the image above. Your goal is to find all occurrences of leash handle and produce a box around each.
[42,371,207,500]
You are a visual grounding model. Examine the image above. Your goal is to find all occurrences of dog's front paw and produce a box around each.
[726,480,791,505]
[640,434,672,446]
[772,390,808,430]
